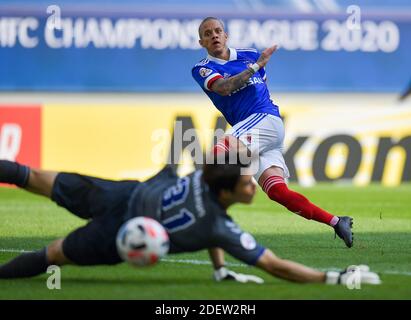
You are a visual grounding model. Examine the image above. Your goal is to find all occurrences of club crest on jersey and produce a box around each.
[199,68,212,78]
[240,233,257,250]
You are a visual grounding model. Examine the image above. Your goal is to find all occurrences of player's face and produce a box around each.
[232,175,257,204]
[199,19,228,57]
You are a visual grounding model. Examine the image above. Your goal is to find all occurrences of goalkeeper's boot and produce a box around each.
[334,216,353,248]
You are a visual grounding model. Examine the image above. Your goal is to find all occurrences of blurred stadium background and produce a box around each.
[0,0,411,300]
[0,0,410,186]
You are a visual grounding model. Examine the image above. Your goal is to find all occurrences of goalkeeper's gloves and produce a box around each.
[213,266,264,284]
[325,265,381,286]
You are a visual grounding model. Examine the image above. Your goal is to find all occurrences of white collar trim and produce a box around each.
[207,48,237,65]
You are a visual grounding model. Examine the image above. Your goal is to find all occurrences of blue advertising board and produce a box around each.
[0,5,410,92]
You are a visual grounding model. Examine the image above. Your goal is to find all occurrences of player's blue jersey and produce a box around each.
[192,47,281,126]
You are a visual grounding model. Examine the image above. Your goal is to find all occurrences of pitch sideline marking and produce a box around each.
[0,249,34,253]
[1,248,411,276]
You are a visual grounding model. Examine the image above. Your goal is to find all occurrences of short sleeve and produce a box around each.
[213,218,266,265]
[192,64,223,91]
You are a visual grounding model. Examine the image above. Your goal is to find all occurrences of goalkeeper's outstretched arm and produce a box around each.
[256,249,325,283]
[255,249,381,285]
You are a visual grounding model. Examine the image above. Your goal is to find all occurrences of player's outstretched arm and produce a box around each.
[210,44,278,96]
[256,249,381,285]
[210,70,255,96]
[256,45,279,69]
[256,249,325,283]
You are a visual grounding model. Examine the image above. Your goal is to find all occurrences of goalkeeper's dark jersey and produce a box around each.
[125,166,265,265]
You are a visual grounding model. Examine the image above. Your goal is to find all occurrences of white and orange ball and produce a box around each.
[116,217,169,267]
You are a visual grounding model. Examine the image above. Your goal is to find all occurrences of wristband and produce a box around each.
[248,63,260,74]
[325,271,340,285]
[213,267,229,281]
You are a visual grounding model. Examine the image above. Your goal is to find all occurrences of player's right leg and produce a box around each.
[0,160,57,198]
[26,168,58,198]
[1,160,138,220]
[0,160,95,219]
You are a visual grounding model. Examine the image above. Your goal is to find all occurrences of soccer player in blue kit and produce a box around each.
[192,17,354,254]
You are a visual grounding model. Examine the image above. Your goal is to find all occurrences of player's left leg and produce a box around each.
[0,213,124,279]
[259,166,339,226]
[0,238,72,279]
[220,115,353,248]
[258,164,353,248]
[251,115,353,247]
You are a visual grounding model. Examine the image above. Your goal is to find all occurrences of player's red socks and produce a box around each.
[262,175,339,226]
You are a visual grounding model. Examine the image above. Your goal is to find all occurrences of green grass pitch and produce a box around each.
[0,184,410,299]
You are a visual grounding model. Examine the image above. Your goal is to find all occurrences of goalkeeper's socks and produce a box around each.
[0,160,30,188]
[262,175,340,226]
[0,248,50,278]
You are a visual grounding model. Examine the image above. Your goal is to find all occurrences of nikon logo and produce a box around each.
[158,115,411,185]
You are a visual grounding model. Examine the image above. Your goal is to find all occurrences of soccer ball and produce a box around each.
[116,217,170,267]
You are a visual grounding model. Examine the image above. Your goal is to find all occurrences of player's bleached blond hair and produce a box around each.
[198,17,226,39]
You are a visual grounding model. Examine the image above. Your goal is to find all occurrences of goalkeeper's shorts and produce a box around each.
[51,172,139,265]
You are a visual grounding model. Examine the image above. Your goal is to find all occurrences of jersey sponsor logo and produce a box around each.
[199,67,213,78]
[240,233,257,250]
[229,76,265,95]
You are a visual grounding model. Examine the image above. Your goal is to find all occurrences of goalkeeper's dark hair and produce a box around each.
[202,152,251,196]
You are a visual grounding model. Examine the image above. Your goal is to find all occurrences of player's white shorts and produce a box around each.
[226,113,290,182]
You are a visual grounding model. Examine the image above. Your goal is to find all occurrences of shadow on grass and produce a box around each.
[1,231,410,254]
[0,233,410,300]
[0,276,216,286]
[1,231,410,274]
